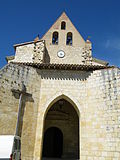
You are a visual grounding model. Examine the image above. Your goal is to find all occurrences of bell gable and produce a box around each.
[42,12,87,64]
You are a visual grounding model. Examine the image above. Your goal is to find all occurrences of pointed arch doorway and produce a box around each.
[42,98,79,159]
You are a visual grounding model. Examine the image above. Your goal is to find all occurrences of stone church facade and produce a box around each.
[0,12,120,160]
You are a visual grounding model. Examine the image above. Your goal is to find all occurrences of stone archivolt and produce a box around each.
[46,110,69,120]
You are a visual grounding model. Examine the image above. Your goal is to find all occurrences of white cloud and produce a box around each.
[105,38,120,50]
[105,39,110,48]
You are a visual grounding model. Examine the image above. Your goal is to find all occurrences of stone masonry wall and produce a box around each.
[13,40,45,63]
[0,63,41,159]
[36,67,120,160]
[0,63,120,160]
[81,68,120,160]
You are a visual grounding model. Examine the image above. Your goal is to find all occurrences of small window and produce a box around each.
[52,31,59,45]
[61,21,66,30]
[66,32,72,45]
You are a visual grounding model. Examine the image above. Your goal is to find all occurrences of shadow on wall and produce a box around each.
[11,84,34,137]
[36,69,93,81]
[44,47,50,63]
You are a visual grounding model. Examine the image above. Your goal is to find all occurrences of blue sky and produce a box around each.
[0,0,120,68]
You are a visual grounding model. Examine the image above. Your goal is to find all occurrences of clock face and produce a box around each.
[57,50,65,58]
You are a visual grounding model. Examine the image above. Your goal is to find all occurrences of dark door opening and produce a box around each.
[42,127,63,158]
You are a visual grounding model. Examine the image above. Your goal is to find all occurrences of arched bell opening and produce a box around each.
[52,31,59,45]
[42,98,79,159]
[61,21,66,30]
[66,32,73,45]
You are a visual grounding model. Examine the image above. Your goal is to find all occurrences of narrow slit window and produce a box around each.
[61,21,66,30]
[52,32,59,45]
[66,32,72,45]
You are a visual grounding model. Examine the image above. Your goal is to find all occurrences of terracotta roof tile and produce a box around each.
[11,62,116,71]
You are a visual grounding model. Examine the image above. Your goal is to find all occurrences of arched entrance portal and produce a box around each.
[42,98,79,159]
[43,127,63,158]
